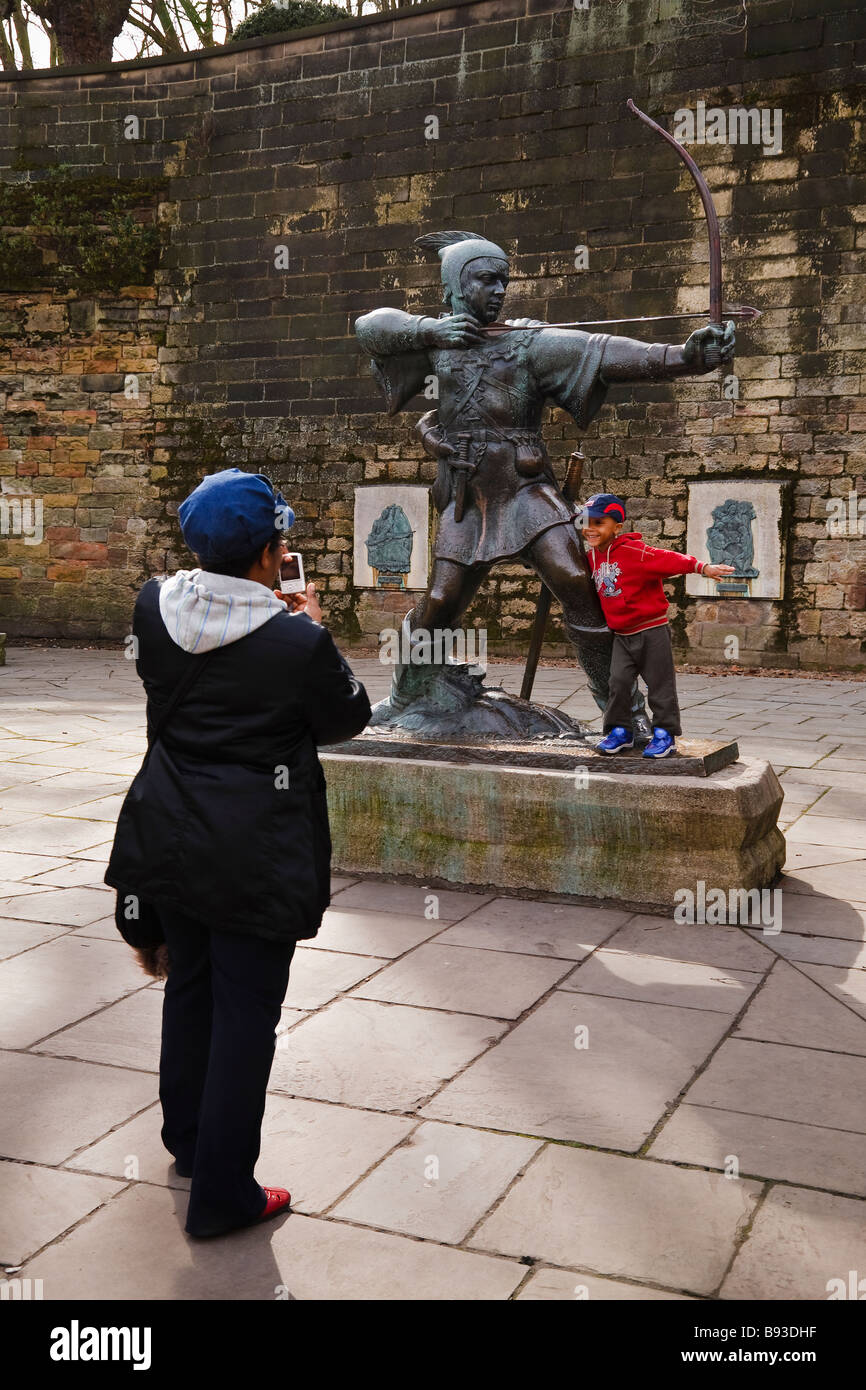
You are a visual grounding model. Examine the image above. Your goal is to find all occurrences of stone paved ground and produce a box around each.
[1,648,865,1301]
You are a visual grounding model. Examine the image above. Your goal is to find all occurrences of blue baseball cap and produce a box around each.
[178,468,294,565]
[584,493,626,523]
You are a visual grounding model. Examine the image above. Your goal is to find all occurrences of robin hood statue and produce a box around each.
[355,229,735,739]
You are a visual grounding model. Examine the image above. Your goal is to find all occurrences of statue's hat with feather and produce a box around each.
[415,229,508,313]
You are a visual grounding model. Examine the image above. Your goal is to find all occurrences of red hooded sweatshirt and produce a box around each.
[587,531,706,636]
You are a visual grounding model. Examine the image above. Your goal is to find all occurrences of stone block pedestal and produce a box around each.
[321,751,785,910]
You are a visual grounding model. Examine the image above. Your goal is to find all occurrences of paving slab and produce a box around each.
[797,962,866,1021]
[0,917,69,960]
[25,860,112,890]
[52,794,126,822]
[0,742,71,767]
[0,935,149,1048]
[779,780,830,811]
[67,840,112,862]
[0,850,68,879]
[733,960,866,1055]
[515,1268,696,1299]
[34,987,163,1071]
[433,897,631,959]
[802,788,866,819]
[283,947,390,1009]
[4,651,865,1303]
[20,1184,525,1300]
[781,858,866,901]
[6,747,139,774]
[784,844,866,872]
[0,1160,123,1265]
[0,782,117,815]
[736,740,835,768]
[66,1094,415,1215]
[813,756,866,774]
[753,929,866,968]
[0,1052,156,1164]
[63,1102,186,1189]
[0,885,114,927]
[332,1120,541,1243]
[780,767,866,793]
[600,915,776,971]
[421,990,732,1150]
[686,1037,866,1133]
[329,881,494,920]
[786,816,866,851]
[350,942,572,1018]
[559,950,763,1014]
[0,879,54,899]
[19,770,131,796]
[764,893,866,940]
[0,817,110,856]
[329,875,360,894]
[306,907,447,958]
[649,1105,866,1197]
[71,914,120,940]
[470,1145,760,1296]
[721,1186,866,1301]
[267,997,507,1111]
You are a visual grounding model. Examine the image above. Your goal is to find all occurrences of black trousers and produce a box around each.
[156,905,295,1237]
[603,624,682,735]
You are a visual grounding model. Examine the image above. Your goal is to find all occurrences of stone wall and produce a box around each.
[0,0,864,667]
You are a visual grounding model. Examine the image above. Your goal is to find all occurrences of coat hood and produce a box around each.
[158,568,287,653]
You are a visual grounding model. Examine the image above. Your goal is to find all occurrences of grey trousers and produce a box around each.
[603,624,682,735]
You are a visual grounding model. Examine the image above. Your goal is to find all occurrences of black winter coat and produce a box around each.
[104,577,371,943]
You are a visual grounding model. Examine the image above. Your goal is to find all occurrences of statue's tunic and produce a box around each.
[355,308,613,567]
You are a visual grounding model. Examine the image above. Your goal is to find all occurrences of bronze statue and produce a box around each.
[355,229,734,738]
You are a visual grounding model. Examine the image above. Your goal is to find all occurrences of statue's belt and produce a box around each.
[442,427,543,446]
[441,429,549,521]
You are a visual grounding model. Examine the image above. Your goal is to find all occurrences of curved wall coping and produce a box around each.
[0,0,515,83]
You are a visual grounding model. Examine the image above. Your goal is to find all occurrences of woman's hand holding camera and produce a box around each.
[277,581,323,624]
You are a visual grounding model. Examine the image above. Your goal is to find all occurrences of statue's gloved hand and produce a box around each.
[420,313,485,349]
[415,408,456,459]
[682,320,735,371]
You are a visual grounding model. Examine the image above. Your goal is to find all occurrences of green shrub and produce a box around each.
[0,166,165,292]
[232,1,350,41]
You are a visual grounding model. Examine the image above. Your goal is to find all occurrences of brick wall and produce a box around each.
[0,0,864,667]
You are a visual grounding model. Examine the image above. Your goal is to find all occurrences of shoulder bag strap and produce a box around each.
[145,650,216,755]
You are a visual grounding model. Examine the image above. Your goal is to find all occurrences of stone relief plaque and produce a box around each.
[685,480,786,599]
[353,484,430,590]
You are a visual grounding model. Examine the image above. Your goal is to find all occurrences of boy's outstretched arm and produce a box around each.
[631,539,735,581]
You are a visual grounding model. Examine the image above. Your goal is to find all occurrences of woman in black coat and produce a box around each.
[105,469,371,1238]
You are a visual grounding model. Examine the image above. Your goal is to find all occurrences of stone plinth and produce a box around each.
[321,751,785,910]
[329,732,740,777]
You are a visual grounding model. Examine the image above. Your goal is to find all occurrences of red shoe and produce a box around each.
[256,1186,291,1223]
[186,1185,292,1239]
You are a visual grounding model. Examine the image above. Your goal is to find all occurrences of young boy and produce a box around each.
[581,494,734,758]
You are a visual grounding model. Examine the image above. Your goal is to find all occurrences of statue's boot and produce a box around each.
[382,606,423,714]
[370,607,590,741]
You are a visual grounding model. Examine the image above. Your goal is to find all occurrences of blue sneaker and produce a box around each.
[597,727,634,754]
[643,728,675,758]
